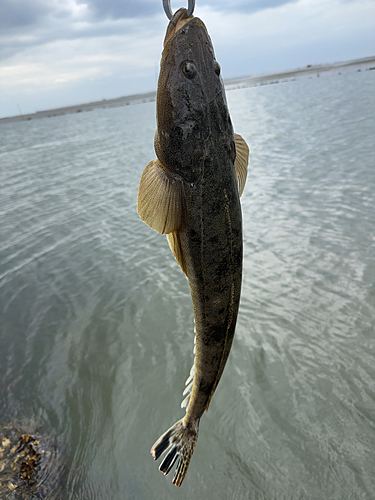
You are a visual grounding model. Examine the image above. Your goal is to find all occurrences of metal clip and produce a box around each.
[162,0,195,20]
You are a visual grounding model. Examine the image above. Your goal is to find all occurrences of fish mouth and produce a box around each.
[163,8,205,47]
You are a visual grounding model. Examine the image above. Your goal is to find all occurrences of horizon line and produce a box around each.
[1,55,374,124]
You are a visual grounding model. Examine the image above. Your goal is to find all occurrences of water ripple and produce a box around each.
[1,68,375,498]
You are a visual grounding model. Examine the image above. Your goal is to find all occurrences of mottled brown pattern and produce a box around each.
[137,7,248,486]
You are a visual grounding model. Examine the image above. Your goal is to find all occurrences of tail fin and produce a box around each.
[150,417,199,487]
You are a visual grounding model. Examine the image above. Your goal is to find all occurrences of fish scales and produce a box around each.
[137,7,249,486]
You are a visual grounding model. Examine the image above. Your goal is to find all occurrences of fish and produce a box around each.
[137,7,249,487]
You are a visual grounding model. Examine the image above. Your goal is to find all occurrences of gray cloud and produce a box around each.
[1,0,303,32]
[0,0,160,62]
[0,0,51,29]
[75,0,301,21]
[1,0,360,32]
[76,0,160,20]
[203,0,299,13]
[0,0,366,63]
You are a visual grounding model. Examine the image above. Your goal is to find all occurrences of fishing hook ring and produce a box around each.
[162,0,195,20]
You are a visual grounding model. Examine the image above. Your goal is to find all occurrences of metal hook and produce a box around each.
[162,0,195,20]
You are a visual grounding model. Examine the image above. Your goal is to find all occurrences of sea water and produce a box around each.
[1,65,374,499]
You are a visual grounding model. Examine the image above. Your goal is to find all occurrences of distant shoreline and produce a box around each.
[1,55,374,125]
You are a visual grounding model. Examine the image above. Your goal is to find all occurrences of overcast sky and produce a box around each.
[1,0,374,118]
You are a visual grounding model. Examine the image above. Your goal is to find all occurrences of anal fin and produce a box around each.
[181,325,196,409]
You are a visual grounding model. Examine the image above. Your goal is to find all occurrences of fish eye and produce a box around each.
[214,61,221,76]
[181,61,197,79]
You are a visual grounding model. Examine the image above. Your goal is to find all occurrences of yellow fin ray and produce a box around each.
[167,231,188,276]
[234,133,249,197]
[137,159,185,234]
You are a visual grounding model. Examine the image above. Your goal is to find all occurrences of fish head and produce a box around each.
[155,8,234,183]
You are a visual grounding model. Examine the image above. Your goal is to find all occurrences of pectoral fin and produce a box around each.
[137,159,185,234]
[234,133,249,197]
[167,231,188,276]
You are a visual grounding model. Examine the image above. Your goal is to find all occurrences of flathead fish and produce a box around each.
[137,7,249,487]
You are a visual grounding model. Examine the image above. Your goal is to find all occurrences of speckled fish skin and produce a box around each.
[157,10,242,417]
[137,7,248,487]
